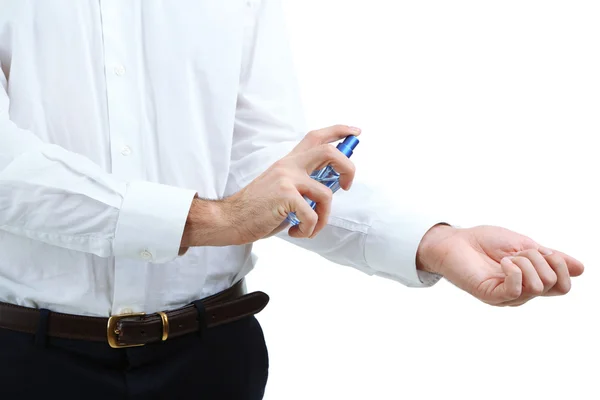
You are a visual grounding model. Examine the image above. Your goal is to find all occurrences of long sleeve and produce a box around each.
[226,0,443,287]
[0,63,196,263]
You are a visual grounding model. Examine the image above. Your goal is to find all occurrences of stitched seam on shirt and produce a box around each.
[326,216,371,267]
[0,224,113,241]
[0,176,124,210]
[362,223,372,268]
[327,216,370,234]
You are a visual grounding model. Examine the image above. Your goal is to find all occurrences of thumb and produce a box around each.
[492,257,523,301]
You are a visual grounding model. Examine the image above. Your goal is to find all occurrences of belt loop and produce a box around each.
[34,308,51,348]
[192,300,207,337]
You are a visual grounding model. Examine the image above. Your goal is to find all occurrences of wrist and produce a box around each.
[181,198,236,247]
[416,223,459,275]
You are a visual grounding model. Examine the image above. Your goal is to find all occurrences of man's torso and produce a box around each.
[0,0,258,316]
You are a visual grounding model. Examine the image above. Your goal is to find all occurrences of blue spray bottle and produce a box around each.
[286,135,359,226]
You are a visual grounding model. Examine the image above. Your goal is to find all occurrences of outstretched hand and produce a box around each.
[416,224,585,306]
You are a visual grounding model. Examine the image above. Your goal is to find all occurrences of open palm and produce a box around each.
[422,225,585,306]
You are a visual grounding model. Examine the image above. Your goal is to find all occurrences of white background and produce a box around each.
[246,1,600,399]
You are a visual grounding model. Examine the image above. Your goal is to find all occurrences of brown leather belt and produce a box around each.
[0,279,269,348]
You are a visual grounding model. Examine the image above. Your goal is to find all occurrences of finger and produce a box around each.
[538,247,572,296]
[499,247,577,305]
[297,144,356,189]
[548,249,585,277]
[490,257,523,302]
[287,194,318,239]
[295,176,333,237]
[510,256,544,296]
[292,125,361,153]
[265,219,291,238]
[515,249,557,293]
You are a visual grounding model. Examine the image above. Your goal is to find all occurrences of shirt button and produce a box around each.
[114,65,126,76]
[120,146,132,156]
[120,307,134,314]
[140,250,153,260]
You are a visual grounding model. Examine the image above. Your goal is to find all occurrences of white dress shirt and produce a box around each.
[0,0,441,317]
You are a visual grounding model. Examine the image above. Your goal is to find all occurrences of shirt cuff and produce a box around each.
[364,214,445,287]
[112,181,196,263]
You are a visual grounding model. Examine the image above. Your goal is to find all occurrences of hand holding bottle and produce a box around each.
[180,125,360,248]
[286,134,359,225]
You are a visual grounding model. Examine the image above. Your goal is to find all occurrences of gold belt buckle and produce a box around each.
[107,312,146,348]
[157,311,169,342]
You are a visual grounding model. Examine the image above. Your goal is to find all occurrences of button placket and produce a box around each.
[99,0,147,317]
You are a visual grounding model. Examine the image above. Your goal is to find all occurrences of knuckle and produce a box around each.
[275,204,289,219]
[544,273,558,287]
[528,284,544,296]
[294,226,308,237]
[277,179,295,194]
[271,162,289,177]
[306,130,322,144]
[319,144,334,158]
[303,213,318,227]
[322,188,333,202]
[557,281,571,295]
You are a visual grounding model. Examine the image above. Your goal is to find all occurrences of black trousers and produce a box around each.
[0,315,269,399]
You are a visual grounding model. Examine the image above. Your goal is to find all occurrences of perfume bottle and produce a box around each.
[286,135,359,226]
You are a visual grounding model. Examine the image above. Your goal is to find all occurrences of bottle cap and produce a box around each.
[336,135,359,158]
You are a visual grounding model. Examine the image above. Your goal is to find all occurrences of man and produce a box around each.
[0,1,584,399]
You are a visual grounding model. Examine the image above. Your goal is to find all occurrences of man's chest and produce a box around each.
[0,0,251,77]
[0,0,258,189]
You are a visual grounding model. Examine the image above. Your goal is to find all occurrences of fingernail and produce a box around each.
[538,247,553,256]
[348,126,361,133]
